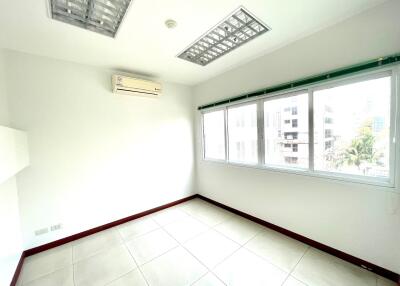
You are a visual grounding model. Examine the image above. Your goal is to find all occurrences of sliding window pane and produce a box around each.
[264,93,309,168]
[314,76,391,178]
[203,110,225,160]
[228,104,258,164]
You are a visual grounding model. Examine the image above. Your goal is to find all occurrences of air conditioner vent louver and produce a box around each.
[177,7,270,66]
[112,75,162,98]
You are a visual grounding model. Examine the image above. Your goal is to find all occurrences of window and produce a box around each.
[201,69,396,186]
[264,93,308,168]
[325,141,333,150]
[314,75,392,179]
[324,129,332,138]
[203,110,225,160]
[227,104,258,164]
[285,157,298,164]
[284,132,298,140]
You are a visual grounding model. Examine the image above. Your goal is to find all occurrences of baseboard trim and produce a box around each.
[10,194,196,285]
[196,194,400,284]
[10,193,400,285]
[25,195,196,257]
[10,252,26,286]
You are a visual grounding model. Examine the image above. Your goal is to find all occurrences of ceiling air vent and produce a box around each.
[49,0,132,37]
[178,7,270,66]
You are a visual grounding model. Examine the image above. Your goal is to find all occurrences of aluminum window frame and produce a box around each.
[262,89,310,171]
[201,107,227,162]
[226,101,259,165]
[200,65,399,189]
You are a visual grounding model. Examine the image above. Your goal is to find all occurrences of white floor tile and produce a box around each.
[74,245,136,286]
[22,266,73,286]
[17,199,387,286]
[73,229,123,262]
[213,248,288,286]
[377,276,398,286]
[282,276,307,286]
[182,203,232,227]
[151,208,190,226]
[21,244,72,284]
[192,272,225,286]
[244,228,308,272]
[179,199,213,211]
[292,248,377,286]
[125,228,178,265]
[106,268,148,286]
[163,215,209,243]
[214,216,262,245]
[117,217,159,241]
[184,229,240,269]
[141,246,207,286]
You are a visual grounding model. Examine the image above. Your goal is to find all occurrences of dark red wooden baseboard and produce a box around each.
[11,194,196,285]
[10,193,400,285]
[24,194,196,257]
[10,252,25,286]
[196,194,400,284]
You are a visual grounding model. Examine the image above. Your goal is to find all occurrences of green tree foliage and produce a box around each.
[337,120,383,173]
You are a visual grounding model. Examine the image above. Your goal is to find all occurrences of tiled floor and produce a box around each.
[17,198,397,286]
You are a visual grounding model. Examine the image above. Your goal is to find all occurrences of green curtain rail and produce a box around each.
[197,53,400,111]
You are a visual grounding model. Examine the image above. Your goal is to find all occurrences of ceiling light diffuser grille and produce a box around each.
[50,0,131,37]
[178,7,270,66]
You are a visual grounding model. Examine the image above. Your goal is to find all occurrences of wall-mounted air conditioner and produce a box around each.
[112,75,162,98]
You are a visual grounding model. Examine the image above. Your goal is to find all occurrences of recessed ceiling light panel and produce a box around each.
[177,7,270,66]
[49,0,132,37]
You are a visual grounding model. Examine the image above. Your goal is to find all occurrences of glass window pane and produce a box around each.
[227,104,258,164]
[314,76,391,178]
[264,93,309,168]
[203,110,225,160]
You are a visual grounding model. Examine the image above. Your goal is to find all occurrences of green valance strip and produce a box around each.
[198,53,400,111]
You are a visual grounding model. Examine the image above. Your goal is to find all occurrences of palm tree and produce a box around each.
[337,121,383,174]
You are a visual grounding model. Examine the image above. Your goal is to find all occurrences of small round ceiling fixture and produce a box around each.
[165,19,177,29]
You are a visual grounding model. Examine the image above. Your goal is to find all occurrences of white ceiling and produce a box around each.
[0,0,388,85]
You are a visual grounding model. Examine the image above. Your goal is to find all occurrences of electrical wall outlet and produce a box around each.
[50,223,62,231]
[34,227,48,236]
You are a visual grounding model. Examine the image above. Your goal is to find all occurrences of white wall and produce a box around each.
[3,50,195,249]
[0,126,29,184]
[193,0,400,273]
[0,50,24,285]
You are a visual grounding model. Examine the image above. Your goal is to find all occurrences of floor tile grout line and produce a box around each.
[137,202,269,285]
[156,206,247,285]
[117,217,161,242]
[183,202,315,281]
[72,246,76,286]
[18,199,396,286]
[121,242,151,286]
[211,220,263,247]
[159,223,214,272]
[280,246,311,286]
[19,246,74,286]
[157,220,237,286]
[134,244,181,268]
[189,271,227,286]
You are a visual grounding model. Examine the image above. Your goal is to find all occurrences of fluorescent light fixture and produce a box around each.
[49,0,132,37]
[178,7,270,66]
